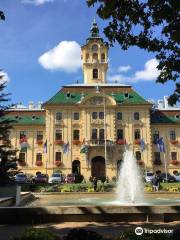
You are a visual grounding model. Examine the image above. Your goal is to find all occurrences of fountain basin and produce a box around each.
[0,193,179,224]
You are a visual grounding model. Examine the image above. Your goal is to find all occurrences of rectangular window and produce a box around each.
[37,131,43,141]
[154,152,161,161]
[117,129,123,140]
[73,112,79,120]
[73,129,79,140]
[92,112,98,119]
[55,130,62,140]
[92,129,97,140]
[20,131,27,139]
[19,152,26,162]
[134,112,140,120]
[117,112,122,120]
[99,112,104,119]
[36,153,42,161]
[99,128,104,140]
[134,129,141,140]
[55,112,62,121]
[136,151,141,160]
[153,130,159,143]
[55,152,61,161]
[169,130,176,140]
[171,152,177,160]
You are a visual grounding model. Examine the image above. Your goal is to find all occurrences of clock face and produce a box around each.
[92,44,98,51]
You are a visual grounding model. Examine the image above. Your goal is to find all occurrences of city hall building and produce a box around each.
[6,21,180,179]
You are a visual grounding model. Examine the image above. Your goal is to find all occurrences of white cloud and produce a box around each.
[133,58,160,81]
[117,65,131,73]
[22,0,55,5]
[108,58,160,83]
[108,74,126,83]
[38,41,82,73]
[0,71,10,83]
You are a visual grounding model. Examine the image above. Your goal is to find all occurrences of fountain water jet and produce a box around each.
[116,150,144,204]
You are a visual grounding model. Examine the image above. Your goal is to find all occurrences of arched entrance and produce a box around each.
[91,156,105,178]
[72,160,80,174]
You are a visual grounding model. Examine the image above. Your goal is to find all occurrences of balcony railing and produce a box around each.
[87,139,114,146]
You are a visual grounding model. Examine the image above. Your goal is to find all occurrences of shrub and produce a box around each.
[13,228,59,240]
[63,228,103,240]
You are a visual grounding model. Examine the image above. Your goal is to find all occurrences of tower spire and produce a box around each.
[90,18,100,38]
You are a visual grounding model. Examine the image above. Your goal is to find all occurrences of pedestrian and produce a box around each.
[93,177,97,191]
[151,174,160,192]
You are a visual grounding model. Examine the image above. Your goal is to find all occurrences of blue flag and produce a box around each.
[156,137,165,152]
[63,141,69,154]
[140,138,145,152]
[43,140,47,153]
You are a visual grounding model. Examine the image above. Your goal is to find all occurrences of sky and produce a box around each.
[0,0,177,107]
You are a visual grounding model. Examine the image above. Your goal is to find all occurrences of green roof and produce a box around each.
[45,89,149,105]
[151,113,180,124]
[1,115,45,125]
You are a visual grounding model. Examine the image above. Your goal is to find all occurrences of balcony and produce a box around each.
[87,139,114,146]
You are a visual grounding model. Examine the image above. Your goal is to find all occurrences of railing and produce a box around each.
[87,139,114,146]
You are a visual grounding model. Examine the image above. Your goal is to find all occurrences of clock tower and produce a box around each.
[81,20,108,84]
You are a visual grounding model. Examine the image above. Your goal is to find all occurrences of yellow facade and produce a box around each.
[7,21,180,179]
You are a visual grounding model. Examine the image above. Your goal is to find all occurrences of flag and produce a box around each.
[80,144,88,154]
[140,138,145,152]
[156,137,165,152]
[63,141,69,154]
[43,140,47,153]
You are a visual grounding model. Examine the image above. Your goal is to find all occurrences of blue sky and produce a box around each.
[0,0,177,106]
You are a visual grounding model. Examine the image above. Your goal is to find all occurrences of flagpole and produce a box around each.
[103,91,107,174]
[164,150,168,182]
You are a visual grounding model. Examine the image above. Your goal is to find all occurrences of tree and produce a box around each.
[0,72,18,183]
[0,11,5,20]
[87,0,180,105]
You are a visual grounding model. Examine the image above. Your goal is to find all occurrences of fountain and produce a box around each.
[116,150,144,204]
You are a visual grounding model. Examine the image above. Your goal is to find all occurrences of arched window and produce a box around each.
[136,151,141,161]
[56,112,62,121]
[72,160,80,174]
[134,129,141,140]
[93,53,98,62]
[101,53,105,62]
[86,53,89,62]
[93,69,98,79]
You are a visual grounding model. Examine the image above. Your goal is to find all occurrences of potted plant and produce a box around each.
[153,160,162,165]
[36,139,43,145]
[55,160,61,167]
[171,160,179,165]
[55,140,64,145]
[170,139,178,144]
[36,160,43,166]
[116,139,126,145]
[134,139,141,145]
[136,160,144,165]
[73,140,80,145]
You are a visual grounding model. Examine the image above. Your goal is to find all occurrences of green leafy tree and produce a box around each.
[87,0,180,105]
[0,72,18,183]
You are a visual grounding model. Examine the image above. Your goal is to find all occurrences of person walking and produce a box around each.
[93,177,97,191]
[151,174,160,192]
